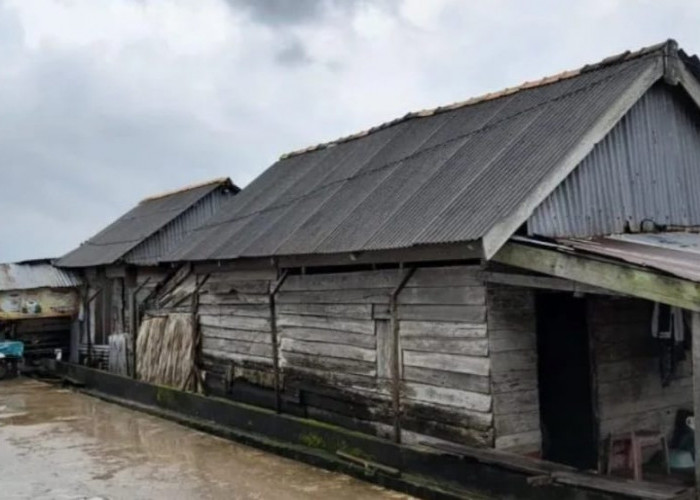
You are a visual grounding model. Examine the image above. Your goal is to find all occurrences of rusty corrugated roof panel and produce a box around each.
[169,42,678,263]
[558,232,700,282]
[0,261,82,291]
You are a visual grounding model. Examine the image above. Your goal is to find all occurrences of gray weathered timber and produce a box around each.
[402,366,491,394]
[280,338,377,362]
[398,320,487,338]
[493,241,700,312]
[403,382,492,412]
[589,297,692,438]
[202,348,271,366]
[375,304,486,323]
[375,319,392,380]
[401,337,488,356]
[281,352,377,377]
[402,351,490,376]
[276,314,375,335]
[487,284,541,454]
[200,325,271,344]
[202,337,273,358]
[278,326,376,348]
[276,303,373,320]
[199,292,270,305]
[197,303,270,317]
[199,314,271,332]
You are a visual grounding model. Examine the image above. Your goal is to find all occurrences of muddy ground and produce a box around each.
[0,378,413,500]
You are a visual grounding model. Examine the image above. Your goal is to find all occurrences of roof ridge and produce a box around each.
[140,177,233,203]
[280,39,675,160]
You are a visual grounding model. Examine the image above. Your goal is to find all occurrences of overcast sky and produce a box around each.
[1,0,699,262]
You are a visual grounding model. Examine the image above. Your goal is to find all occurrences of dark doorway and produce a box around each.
[536,293,598,469]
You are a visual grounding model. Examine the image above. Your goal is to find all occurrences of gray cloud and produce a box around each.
[1,0,700,262]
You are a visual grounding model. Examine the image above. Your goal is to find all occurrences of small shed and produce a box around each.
[0,259,81,364]
[55,177,238,368]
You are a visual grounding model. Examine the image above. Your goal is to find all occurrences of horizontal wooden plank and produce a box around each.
[397,286,485,305]
[403,382,492,412]
[206,269,277,282]
[493,389,539,415]
[280,338,376,362]
[202,348,272,366]
[494,430,542,451]
[495,410,541,436]
[491,369,538,394]
[489,332,536,353]
[403,400,494,430]
[399,321,486,338]
[201,325,271,344]
[400,416,493,448]
[202,337,273,358]
[199,314,271,333]
[199,292,269,305]
[493,242,700,312]
[402,366,491,394]
[281,266,483,292]
[276,314,374,335]
[278,326,376,349]
[277,288,391,305]
[487,308,535,332]
[197,303,270,318]
[281,352,377,377]
[403,351,490,376]
[376,305,486,323]
[276,303,373,320]
[597,358,691,383]
[401,337,488,356]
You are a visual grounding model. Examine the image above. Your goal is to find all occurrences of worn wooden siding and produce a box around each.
[198,265,493,446]
[197,269,277,393]
[589,297,692,440]
[487,285,541,455]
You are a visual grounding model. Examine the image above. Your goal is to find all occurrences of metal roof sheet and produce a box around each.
[558,232,700,282]
[0,261,82,291]
[168,41,692,263]
[57,178,237,268]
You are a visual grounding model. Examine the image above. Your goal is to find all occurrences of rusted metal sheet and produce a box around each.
[0,261,82,291]
[559,232,700,282]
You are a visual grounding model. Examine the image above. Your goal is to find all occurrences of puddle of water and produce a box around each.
[0,378,413,500]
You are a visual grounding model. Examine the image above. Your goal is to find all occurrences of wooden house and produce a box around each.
[77,40,700,497]
[55,177,238,367]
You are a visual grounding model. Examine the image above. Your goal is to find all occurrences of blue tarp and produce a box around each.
[0,341,23,357]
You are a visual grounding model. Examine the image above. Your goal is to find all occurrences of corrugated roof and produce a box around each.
[168,40,696,263]
[0,261,82,291]
[558,233,700,282]
[57,178,238,268]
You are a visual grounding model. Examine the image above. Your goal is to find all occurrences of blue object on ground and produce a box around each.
[0,341,23,357]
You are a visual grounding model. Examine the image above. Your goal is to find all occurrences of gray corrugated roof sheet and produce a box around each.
[0,261,82,291]
[169,41,697,263]
[57,178,238,268]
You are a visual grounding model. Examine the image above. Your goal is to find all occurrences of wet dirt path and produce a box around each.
[0,378,414,500]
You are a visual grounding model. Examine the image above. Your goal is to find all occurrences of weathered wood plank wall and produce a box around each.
[198,265,494,447]
[588,297,692,440]
[487,285,541,455]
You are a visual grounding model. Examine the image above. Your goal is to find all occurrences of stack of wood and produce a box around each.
[136,313,197,391]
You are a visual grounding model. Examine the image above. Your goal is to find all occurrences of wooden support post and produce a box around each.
[692,311,700,496]
[270,270,289,414]
[389,267,416,444]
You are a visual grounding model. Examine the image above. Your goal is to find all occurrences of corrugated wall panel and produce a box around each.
[125,188,233,265]
[529,83,700,237]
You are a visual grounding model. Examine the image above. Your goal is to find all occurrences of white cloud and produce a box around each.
[0,0,699,261]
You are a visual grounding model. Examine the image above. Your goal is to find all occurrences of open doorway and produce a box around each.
[536,292,598,469]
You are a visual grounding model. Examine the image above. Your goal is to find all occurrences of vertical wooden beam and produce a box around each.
[692,311,700,495]
[270,270,289,414]
[389,267,416,444]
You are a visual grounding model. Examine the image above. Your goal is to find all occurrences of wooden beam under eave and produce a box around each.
[492,242,700,312]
